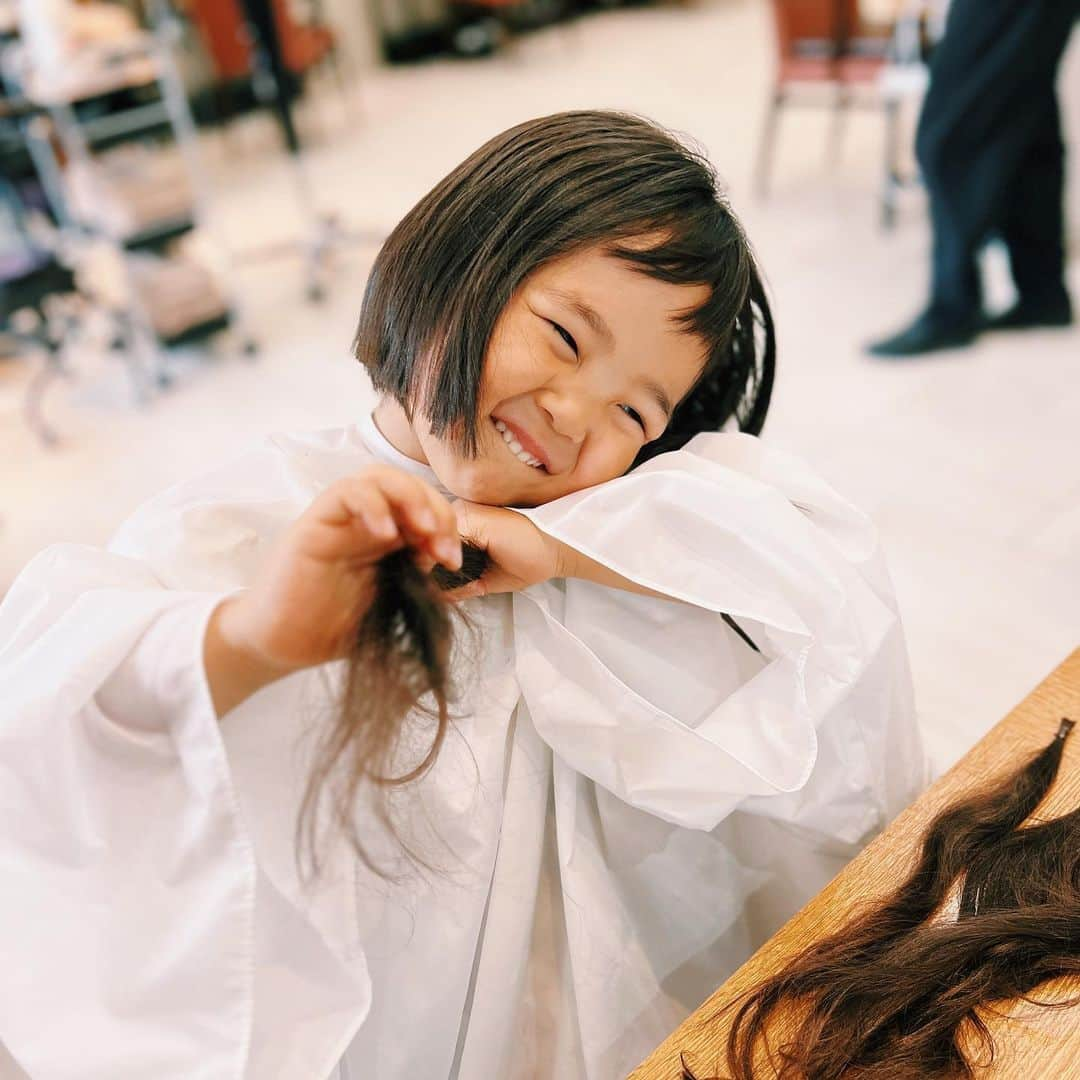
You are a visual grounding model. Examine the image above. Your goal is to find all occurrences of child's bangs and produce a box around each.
[610,207,753,359]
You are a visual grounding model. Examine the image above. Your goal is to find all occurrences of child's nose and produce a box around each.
[536,388,588,446]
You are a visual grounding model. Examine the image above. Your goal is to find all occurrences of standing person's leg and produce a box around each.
[868,0,1076,358]
[991,88,1073,327]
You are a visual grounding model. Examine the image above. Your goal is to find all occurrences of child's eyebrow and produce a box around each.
[636,377,674,419]
[548,288,615,348]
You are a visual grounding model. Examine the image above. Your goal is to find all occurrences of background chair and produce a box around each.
[182,0,345,127]
[757,0,912,226]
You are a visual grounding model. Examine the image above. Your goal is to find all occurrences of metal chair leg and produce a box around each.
[828,85,851,166]
[24,343,64,447]
[108,311,157,402]
[755,89,785,198]
[881,95,901,229]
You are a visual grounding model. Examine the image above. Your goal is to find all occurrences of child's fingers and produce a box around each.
[413,483,461,568]
[445,578,487,602]
[452,501,480,542]
[453,501,494,555]
[368,469,461,569]
[314,468,461,567]
[414,551,438,575]
[445,565,519,601]
[330,480,399,544]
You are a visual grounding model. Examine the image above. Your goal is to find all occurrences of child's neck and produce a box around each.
[371,397,429,465]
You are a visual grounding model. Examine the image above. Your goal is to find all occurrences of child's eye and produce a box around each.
[548,320,578,356]
[620,405,646,432]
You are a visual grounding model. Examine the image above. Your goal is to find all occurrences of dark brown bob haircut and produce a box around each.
[354,110,775,467]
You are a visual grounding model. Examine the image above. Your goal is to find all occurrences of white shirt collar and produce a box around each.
[357,409,449,495]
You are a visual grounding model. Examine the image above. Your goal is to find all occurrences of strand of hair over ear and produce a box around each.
[634,261,777,470]
[682,718,1080,1080]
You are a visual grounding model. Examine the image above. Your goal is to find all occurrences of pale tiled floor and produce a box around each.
[1,0,1077,777]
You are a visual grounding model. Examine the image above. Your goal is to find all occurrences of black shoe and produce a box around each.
[866,310,980,359]
[983,298,1073,332]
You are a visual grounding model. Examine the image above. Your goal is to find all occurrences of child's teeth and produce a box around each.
[495,418,543,469]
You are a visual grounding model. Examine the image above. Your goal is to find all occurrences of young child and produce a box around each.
[0,111,926,1080]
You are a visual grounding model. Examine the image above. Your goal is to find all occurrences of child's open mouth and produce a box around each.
[492,418,548,472]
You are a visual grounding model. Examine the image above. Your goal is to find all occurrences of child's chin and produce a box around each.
[437,461,511,505]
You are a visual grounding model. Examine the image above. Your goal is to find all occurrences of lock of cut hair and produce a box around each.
[296,541,490,879]
[683,718,1079,1080]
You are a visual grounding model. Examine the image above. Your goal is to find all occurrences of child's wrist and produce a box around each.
[548,542,670,602]
[548,537,581,581]
[204,595,298,718]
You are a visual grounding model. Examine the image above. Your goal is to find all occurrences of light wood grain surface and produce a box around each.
[630,647,1080,1080]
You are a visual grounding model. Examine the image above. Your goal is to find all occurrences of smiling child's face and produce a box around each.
[384,244,710,508]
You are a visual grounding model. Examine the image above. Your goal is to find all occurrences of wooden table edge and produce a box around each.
[629,646,1080,1079]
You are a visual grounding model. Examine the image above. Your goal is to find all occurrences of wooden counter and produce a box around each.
[630,647,1080,1079]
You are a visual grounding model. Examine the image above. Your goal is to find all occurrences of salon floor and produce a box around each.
[2,0,1078,779]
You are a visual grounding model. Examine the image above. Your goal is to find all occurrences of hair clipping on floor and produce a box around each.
[1055,717,1074,741]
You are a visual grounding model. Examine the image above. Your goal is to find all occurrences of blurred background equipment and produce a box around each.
[2,0,257,444]
[183,0,346,120]
[209,0,384,302]
[0,103,79,446]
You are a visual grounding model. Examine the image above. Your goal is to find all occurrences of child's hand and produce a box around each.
[205,466,461,716]
[448,502,570,599]
[451,501,673,606]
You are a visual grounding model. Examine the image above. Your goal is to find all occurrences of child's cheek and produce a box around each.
[574,441,635,491]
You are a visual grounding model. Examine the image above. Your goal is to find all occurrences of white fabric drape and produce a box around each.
[0,423,926,1079]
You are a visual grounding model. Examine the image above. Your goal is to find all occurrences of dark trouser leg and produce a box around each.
[999,90,1070,312]
[914,0,1076,322]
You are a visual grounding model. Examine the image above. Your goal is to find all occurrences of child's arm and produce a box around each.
[555,546,678,602]
[447,501,675,603]
[203,597,291,716]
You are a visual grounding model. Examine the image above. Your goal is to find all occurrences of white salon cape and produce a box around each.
[0,414,927,1080]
